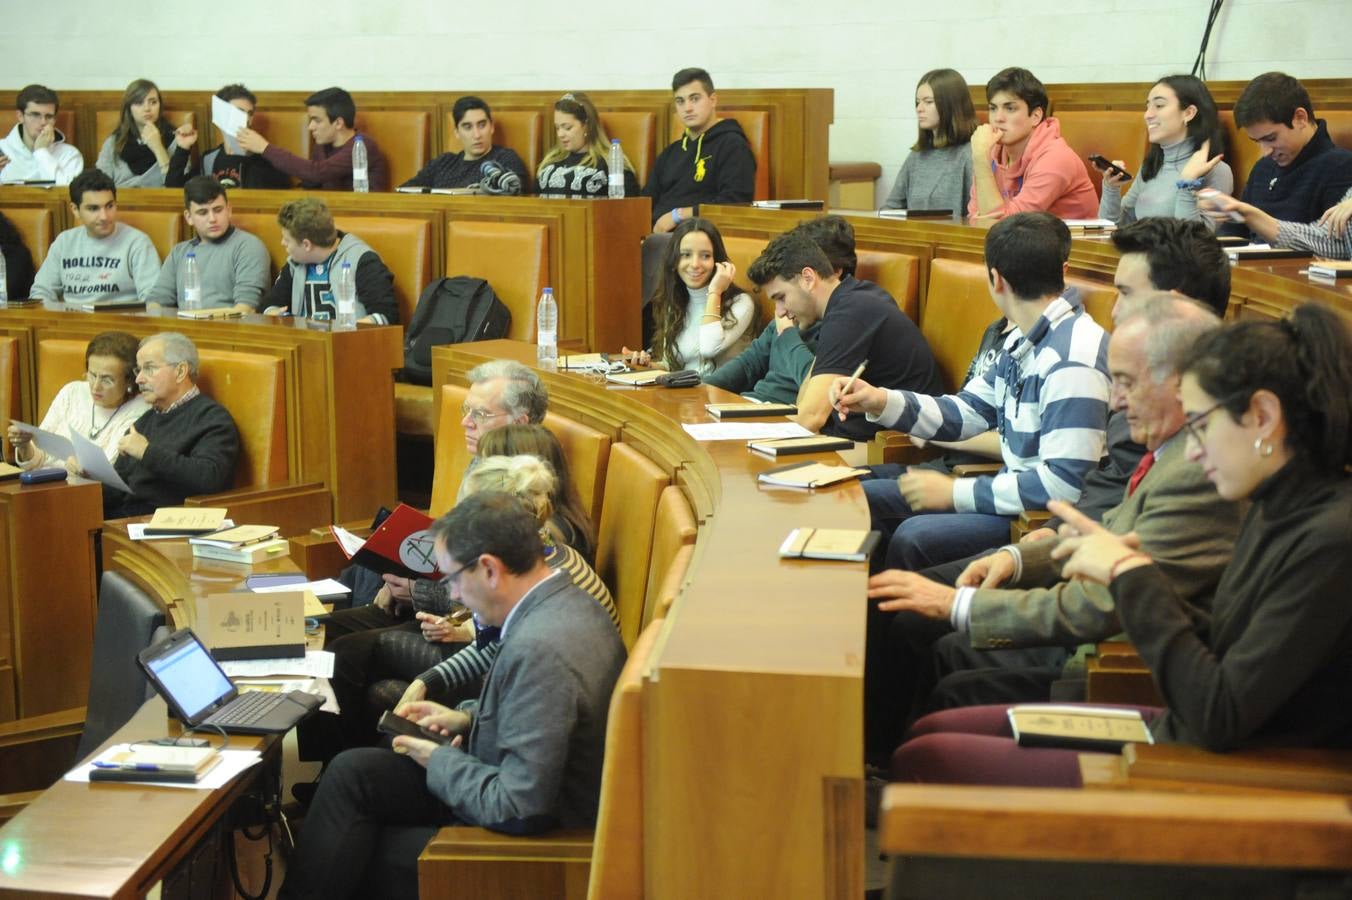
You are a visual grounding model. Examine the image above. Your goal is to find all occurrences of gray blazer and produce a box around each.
[967,436,1242,649]
[425,572,626,833]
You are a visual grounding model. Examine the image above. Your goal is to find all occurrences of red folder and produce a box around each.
[330,504,444,579]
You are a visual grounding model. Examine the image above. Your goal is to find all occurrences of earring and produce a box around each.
[1253,437,1274,457]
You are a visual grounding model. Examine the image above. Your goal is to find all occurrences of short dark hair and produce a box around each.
[215,83,257,107]
[983,212,1068,300]
[748,232,834,288]
[183,175,227,209]
[452,95,492,126]
[304,87,356,129]
[985,67,1049,119]
[70,168,116,205]
[16,84,58,111]
[792,215,857,277]
[431,491,545,576]
[85,330,139,383]
[672,67,714,95]
[1233,72,1314,129]
[1111,218,1230,317]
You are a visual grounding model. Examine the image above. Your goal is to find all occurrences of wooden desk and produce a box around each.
[0,479,102,721]
[0,697,277,899]
[0,304,402,522]
[433,340,868,899]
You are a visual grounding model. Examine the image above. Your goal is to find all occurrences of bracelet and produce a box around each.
[1109,552,1151,581]
[670,207,682,224]
[1175,178,1204,191]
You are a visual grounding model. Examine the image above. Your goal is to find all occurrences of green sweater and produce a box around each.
[704,319,820,405]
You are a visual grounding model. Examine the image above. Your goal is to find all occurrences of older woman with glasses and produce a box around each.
[888,303,1352,787]
[6,330,149,473]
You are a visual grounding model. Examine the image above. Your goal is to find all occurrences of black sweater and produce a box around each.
[1113,462,1352,750]
[107,393,240,517]
[536,150,640,198]
[1221,120,1352,238]
[166,144,292,190]
[400,145,528,192]
[642,118,756,223]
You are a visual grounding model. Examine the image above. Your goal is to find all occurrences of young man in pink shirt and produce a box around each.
[968,68,1097,221]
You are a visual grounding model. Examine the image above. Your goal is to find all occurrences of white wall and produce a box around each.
[2,0,1348,202]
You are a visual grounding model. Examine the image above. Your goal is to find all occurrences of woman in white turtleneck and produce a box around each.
[642,217,757,376]
[1096,74,1233,230]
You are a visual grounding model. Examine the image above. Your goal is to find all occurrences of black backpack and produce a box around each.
[401,276,512,385]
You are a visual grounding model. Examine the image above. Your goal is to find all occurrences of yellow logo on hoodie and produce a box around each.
[695,154,710,182]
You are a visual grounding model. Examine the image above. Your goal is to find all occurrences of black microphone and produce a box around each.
[479,160,521,195]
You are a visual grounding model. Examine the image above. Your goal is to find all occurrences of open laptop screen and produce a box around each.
[142,632,235,722]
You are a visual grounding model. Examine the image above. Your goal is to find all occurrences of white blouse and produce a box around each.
[17,380,150,472]
[668,286,756,376]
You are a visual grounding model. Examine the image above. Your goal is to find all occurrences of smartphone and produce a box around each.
[376,710,452,745]
[1087,155,1133,181]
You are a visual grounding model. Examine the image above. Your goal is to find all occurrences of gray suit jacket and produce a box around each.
[967,435,1241,649]
[425,571,626,833]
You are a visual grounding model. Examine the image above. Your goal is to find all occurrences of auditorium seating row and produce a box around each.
[3,87,833,200]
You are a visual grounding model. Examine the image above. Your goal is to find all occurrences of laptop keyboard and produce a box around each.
[208,689,288,726]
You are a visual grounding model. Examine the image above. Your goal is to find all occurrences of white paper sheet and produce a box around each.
[128,519,236,541]
[65,746,263,790]
[212,96,247,155]
[10,420,74,463]
[220,650,335,679]
[69,428,131,492]
[252,578,350,599]
[681,422,812,442]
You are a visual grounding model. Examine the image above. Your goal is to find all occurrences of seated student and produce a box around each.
[536,92,639,198]
[146,177,270,313]
[644,67,756,233]
[883,68,976,213]
[264,197,397,324]
[165,84,289,190]
[400,96,527,193]
[627,218,758,376]
[1215,72,1352,240]
[1096,74,1233,229]
[833,213,1110,572]
[236,87,389,192]
[6,331,149,474]
[29,168,159,305]
[1202,184,1352,260]
[0,211,35,299]
[1109,216,1232,320]
[968,68,1098,221]
[0,84,84,185]
[890,303,1352,787]
[95,79,194,189]
[748,231,942,440]
[104,333,240,518]
[280,492,626,900]
[704,214,857,404]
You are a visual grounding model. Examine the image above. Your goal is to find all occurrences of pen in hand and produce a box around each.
[836,359,868,418]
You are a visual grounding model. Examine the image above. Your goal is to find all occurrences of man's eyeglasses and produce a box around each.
[85,371,119,388]
[133,361,181,378]
[22,111,56,123]
[439,559,478,589]
[461,403,508,426]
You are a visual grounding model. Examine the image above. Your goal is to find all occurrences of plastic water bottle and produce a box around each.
[182,250,202,311]
[0,251,8,307]
[334,261,358,330]
[608,139,625,199]
[536,287,558,368]
[352,136,369,193]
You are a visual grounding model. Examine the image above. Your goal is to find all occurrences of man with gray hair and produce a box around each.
[104,332,239,517]
[865,295,1242,749]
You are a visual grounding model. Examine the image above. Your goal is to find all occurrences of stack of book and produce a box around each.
[190,524,286,564]
[90,743,222,783]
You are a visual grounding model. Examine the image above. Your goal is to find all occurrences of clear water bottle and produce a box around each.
[608,139,625,199]
[352,136,369,193]
[182,250,202,310]
[536,287,558,368]
[0,251,8,307]
[334,261,358,330]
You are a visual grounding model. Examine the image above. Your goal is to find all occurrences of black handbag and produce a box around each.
[654,369,701,388]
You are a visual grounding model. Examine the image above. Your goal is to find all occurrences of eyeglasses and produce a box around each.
[134,361,181,378]
[85,371,119,388]
[1180,396,1237,445]
[22,111,56,122]
[439,559,478,589]
[461,403,508,426]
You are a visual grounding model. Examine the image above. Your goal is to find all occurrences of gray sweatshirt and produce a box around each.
[1100,139,1233,229]
[882,143,973,212]
[29,222,160,304]
[147,226,271,309]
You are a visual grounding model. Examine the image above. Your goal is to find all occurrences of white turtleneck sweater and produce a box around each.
[667,285,756,376]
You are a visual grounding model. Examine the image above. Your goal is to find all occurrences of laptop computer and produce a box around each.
[138,629,323,734]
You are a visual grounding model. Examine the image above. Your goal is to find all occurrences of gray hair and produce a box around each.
[140,331,200,379]
[466,359,548,423]
[1120,293,1222,383]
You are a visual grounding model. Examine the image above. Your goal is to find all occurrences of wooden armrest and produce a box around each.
[1009,509,1052,542]
[1122,744,1352,795]
[0,707,86,795]
[950,462,1002,476]
[880,784,1352,869]
[0,790,45,826]
[867,431,941,467]
[418,826,594,900]
[1095,640,1141,658]
[187,481,332,537]
[1085,657,1162,706]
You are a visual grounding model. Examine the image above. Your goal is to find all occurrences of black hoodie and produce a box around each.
[642,118,756,223]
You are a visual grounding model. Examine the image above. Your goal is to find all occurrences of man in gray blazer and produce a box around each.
[281,492,626,900]
[867,295,1241,724]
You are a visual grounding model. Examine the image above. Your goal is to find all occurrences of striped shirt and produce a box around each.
[868,293,1110,515]
[416,543,619,694]
[1274,186,1352,259]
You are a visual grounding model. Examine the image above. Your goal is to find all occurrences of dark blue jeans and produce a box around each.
[861,475,1011,571]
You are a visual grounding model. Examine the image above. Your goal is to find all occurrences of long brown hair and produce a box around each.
[538,91,633,173]
[112,79,171,156]
[477,424,596,563]
[650,217,755,369]
[913,68,977,151]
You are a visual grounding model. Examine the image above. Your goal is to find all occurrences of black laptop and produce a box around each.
[138,629,323,734]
